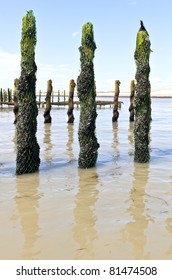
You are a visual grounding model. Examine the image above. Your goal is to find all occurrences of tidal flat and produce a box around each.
[0,98,172,260]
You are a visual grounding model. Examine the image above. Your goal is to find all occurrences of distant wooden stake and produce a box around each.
[129,80,135,122]
[38,90,41,107]
[44,79,52,123]
[112,80,120,122]
[58,90,60,102]
[67,79,76,123]
[0,88,3,104]
[13,78,19,124]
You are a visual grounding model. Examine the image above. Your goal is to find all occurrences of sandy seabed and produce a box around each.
[0,97,172,260]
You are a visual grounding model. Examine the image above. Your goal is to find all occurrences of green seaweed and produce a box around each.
[16,10,40,175]
[134,21,151,163]
[77,22,99,168]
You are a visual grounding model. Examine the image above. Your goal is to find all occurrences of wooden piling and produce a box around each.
[58,90,60,102]
[67,79,76,123]
[112,80,120,122]
[13,78,19,124]
[129,80,135,121]
[0,88,3,105]
[44,79,53,123]
[38,90,41,107]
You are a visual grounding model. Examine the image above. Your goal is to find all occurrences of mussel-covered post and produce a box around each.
[16,10,40,175]
[67,79,76,123]
[44,79,52,123]
[129,80,135,122]
[112,80,120,122]
[134,21,151,163]
[13,78,19,124]
[77,22,99,168]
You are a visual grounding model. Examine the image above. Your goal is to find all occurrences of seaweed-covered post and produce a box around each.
[134,21,151,163]
[129,80,135,122]
[112,80,120,122]
[13,78,19,124]
[16,10,40,175]
[67,79,76,123]
[44,79,52,123]
[77,22,99,168]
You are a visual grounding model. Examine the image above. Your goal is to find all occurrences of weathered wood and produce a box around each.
[16,10,40,175]
[13,78,19,124]
[77,22,99,168]
[129,80,135,122]
[67,79,76,123]
[112,80,121,122]
[134,21,151,163]
[44,80,52,123]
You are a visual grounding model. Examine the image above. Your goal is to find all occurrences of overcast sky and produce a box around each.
[0,0,172,93]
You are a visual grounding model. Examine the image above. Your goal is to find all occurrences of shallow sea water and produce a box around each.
[0,97,172,260]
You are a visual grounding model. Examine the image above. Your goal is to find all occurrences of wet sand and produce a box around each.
[0,98,172,260]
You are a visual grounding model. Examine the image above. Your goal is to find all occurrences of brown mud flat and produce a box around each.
[0,98,172,260]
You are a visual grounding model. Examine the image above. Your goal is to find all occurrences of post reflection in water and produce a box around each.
[66,124,75,162]
[123,162,150,259]
[128,122,134,156]
[73,168,99,259]
[112,122,119,160]
[15,174,41,259]
[43,123,53,164]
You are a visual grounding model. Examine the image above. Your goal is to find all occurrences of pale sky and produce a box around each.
[0,0,172,93]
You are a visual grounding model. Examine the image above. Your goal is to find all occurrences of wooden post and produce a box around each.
[51,89,54,103]
[129,80,135,121]
[0,88,3,105]
[134,21,151,163]
[13,78,19,124]
[16,10,40,175]
[112,80,120,122]
[77,22,99,168]
[38,90,41,108]
[58,90,60,102]
[3,89,7,102]
[64,90,66,102]
[7,88,12,103]
[67,79,76,123]
[44,79,53,123]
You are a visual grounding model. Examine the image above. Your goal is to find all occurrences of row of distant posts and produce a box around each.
[0,88,13,104]
[0,88,68,107]
[0,79,135,123]
[37,89,68,108]
[0,88,120,109]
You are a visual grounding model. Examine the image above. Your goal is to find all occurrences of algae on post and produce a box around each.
[134,21,152,163]
[77,22,99,168]
[16,10,40,174]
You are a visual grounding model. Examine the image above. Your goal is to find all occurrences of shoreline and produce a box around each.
[95,89,172,98]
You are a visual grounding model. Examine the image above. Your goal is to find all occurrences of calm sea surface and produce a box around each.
[0,97,172,260]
